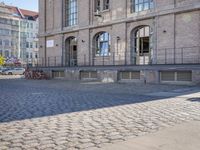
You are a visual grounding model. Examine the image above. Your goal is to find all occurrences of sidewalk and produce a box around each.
[96,121,200,150]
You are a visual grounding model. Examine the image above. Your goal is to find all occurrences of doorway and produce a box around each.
[65,37,77,66]
[132,26,151,65]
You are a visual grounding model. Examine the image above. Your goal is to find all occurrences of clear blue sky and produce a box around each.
[2,0,38,12]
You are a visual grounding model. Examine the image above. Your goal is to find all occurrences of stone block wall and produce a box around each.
[38,0,200,66]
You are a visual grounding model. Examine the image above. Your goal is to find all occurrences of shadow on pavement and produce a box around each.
[0,79,199,123]
[188,97,200,102]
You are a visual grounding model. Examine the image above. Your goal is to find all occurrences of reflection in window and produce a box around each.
[26,52,29,58]
[133,0,153,12]
[95,0,101,12]
[95,32,110,56]
[26,42,29,48]
[103,0,110,10]
[4,40,9,46]
[5,50,9,57]
[66,0,78,26]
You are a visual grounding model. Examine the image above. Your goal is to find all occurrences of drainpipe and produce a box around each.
[61,0,64,66]
[174,0,176,8]
[174,0,176,64]
[89,0,92,66]
[44,0,47,66]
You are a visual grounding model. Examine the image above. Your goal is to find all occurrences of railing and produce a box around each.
[28,46,200,68]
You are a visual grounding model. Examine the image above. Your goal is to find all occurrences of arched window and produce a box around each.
[94,0,110,12]
[95,32,111,56]
[95,0,101,12]
[66,0,78,26]
[132,0,153,12]
[103,0,110,10]
[65,37,78,66]
[135,26,150,56]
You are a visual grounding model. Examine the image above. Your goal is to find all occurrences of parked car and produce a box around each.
[0,67,9,74]
[0,67,3,74]
[2,68,25,75]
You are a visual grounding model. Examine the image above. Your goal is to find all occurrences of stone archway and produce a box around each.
[131,25,152,65]
[65,37,78,66]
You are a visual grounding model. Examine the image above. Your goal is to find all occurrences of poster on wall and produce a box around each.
[46,40,54,48]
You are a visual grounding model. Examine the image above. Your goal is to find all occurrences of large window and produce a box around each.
[103,0,110,10]
[132,0,153,12]
[4,40,9,47]
[95,32,110,56]
[4,50,9,57]
[135,26,150,56]
[95,0,101,12]
[95,0,110,12]
[66,0,78,26]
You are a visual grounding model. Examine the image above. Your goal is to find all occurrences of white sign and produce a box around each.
[46,40,54,48]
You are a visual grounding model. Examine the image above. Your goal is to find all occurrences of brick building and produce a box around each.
[38,0,200,84]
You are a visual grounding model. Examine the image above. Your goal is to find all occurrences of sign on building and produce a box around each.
[46,40,54,48]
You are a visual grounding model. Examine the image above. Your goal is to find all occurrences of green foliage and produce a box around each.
[0,55,5,66]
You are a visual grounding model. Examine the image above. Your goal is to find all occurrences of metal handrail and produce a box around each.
[28,46,200,68]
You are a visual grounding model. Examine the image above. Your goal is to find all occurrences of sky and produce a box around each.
[2,0,38,12]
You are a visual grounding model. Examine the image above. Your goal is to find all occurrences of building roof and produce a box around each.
[20,9,38,16]
[5,5,38,20]
[6,5,21,18]
[20,9,38,19]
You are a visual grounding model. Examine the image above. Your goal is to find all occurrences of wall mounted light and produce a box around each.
[82,40,85,43]
[56,44,59,46]
[163,30,167,33]
[117,36,120,40]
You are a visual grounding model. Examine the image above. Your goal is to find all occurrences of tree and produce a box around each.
[0,55,5,66]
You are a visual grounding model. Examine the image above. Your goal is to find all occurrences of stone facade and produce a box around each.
[38,0,200,84]
[39,0,200,66]
[0,2,39,65]
[0,3,20,61]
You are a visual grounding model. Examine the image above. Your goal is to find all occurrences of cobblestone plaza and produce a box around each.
[0,78,200,149]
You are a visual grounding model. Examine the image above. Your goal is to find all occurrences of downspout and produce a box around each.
[174,0,176,64]
[89,0,92,66]
[154,0,158,64]
[125,0,127,18]
[61,0,64,66]
[44,0,47,66]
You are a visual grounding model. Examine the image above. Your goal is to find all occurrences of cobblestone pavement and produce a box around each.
[0,79,200,150]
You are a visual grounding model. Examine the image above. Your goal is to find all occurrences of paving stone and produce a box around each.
[0,80,200,149]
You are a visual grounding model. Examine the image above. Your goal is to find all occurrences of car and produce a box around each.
[0,67,3,74]
[0,67,9,74]
[2,68,25,75]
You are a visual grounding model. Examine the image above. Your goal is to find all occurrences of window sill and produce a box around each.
[94,9,110,14]
[101,9,110,13]
[63,25,79,31]
[131,9,154,15]
[94,55,111,58]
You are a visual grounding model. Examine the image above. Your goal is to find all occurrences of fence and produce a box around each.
[29,46,200,68]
